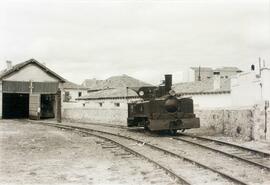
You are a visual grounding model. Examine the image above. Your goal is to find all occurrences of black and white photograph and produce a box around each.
[0,0,270,184]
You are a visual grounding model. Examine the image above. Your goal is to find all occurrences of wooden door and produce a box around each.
[29,94,40,120]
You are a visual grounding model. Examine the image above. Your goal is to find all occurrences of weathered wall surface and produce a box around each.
[252,105,270,141]
[222,109,253,140]
[195,106,269,141]
[63,108,127,125]
[194,109,225,133]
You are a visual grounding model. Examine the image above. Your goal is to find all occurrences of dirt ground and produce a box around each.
[0,120,176,185]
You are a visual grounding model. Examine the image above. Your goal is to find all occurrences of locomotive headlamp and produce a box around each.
[139,90,144,96]
[169,90,176,96]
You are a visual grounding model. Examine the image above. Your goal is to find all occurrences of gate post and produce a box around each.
[56,89,62,123]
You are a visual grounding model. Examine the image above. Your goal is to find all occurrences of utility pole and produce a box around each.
[259,57,262,77]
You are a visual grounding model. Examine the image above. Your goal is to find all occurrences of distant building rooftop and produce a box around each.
[63,81,89,90]
[172,78,231,95]
[82,74,152,91]
[77,87,138,100]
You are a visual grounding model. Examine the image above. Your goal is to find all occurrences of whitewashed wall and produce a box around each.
[62,98,139,125]
[191,93,231,108]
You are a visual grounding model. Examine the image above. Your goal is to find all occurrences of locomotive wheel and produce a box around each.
[168,129,177,135]
[142,120,149,131]
[144,124,149,131]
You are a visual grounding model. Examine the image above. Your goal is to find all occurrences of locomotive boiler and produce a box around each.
[127,74,200,135]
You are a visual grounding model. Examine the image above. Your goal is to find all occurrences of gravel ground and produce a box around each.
[0,120,177,185]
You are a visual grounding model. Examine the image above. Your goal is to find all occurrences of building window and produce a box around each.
[64,91,71,102]
[225,76,228,79]
[114,103,120,107]
[99,102,103,107]
[78,92,82,97]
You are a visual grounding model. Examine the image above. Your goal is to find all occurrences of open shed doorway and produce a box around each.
[2,93,29,119]
[40,94,55,119]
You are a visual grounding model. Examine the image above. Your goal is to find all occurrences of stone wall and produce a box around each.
[195,105,269,141]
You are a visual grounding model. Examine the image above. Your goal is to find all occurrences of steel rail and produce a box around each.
[177,133,270,157]
[173,136,270,171]
[33,121,249,185]
[38,123,191,185]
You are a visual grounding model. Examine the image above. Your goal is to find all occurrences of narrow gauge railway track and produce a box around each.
[173,134,270,171]
[43,123,190,185]
[32,121,248,185]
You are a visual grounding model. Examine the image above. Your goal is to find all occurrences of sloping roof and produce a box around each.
[0,59,66,82]
[172,78,231,94]
[63,81,89,90]
[214,67,242,72]
[77,87,138,100]
[191,67,213,71]
[82,74,152,90]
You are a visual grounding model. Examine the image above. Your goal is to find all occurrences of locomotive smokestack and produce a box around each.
[165,74,172,94]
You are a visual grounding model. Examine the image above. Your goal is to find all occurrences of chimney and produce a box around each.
[6,60,12,70]
[213,72,221,90]
[251,64,255,71]
[165,74,172,93]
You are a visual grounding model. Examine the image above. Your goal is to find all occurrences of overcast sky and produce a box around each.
[0,0,269,85]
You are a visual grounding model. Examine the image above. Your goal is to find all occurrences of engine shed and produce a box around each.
[0,59,65,120]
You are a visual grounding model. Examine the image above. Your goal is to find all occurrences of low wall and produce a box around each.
[63,108,127,126]
[195,105,269,141]
[63,104,269,141]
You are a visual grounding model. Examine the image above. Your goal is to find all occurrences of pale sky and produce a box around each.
[0,0,269,85]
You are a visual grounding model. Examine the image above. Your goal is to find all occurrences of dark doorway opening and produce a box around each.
[2,93,29,119]
[40,94,55,119]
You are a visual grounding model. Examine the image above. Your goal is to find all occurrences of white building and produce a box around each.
[231,68,270,107]
[62,87,140,125]
[0,59,65,119]
[63,81,89,102]
[173,76,232,108]
[189,67,242,82]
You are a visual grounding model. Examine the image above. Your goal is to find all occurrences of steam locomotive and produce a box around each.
[127,74,200,135]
